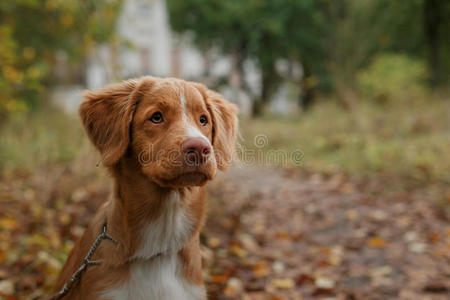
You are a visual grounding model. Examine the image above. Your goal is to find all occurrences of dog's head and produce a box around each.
[79,77,238,188]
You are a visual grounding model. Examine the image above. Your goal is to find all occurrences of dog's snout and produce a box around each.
[181,138,211,164]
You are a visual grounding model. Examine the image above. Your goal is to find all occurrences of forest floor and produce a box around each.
[205,166,450,299]
[0,164,449,299]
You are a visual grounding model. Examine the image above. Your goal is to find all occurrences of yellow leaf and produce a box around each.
[0,217,17,230]
[367,237,387,248]
[229,244,247,257]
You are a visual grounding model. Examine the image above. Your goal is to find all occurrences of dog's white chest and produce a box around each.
[102,255,204,300]
[133,191,193,259]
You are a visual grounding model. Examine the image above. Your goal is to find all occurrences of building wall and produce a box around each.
[87,0,205,89]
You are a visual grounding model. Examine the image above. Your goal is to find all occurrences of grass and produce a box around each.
[239,97,450,185]
[0,106,86,175]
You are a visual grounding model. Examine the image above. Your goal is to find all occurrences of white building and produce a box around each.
[87,0,227,87]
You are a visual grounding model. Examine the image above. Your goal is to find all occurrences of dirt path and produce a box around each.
[203,166,450,299]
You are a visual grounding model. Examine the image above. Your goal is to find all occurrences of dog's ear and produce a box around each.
[195,84,238,171]
[79,78,152,167]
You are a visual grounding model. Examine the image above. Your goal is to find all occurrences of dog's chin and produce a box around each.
[154,171,211,188]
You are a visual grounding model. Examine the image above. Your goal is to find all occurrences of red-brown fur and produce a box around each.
[54,77,237,299]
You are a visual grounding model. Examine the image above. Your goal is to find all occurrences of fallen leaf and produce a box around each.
[367,237,387,248]
[252,261,270,277]
[58,212,71,225]
[0,279,14,295]
[403,231,417,242]
[346,209,359,220]
[369,266,392,278]
[428,232,440,243]
[315,277,335,289]
[272,261,285,274]
[224,277,243,296]
[207,237,221,248]
[238,233,259,251]
[275,231,290,240]
[327,246,343,266]
[272,278,295,289]
[0,217,17,230]
[409,242,427,254]
[230,244,247,257]
[211,273,229,284]
[297,274,314,285]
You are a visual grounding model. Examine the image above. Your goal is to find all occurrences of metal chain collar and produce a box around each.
[47,221,118,300]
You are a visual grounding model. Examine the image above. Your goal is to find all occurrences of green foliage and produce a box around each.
[327,0,450,89]
[167,0,329,93]
[0,0,122,118]
[168,0,450,100]
[357,54,428,103]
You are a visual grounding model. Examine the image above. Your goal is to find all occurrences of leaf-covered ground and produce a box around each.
[205,167,450,299]
[0,165,449,299]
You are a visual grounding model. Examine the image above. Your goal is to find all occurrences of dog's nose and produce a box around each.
[181,138,211,164]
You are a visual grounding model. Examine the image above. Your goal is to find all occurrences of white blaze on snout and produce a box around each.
[180,93,188,123]
[180,93,211,146]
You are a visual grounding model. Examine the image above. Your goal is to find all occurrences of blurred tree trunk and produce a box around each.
[424,0,441,86]
[229,41,248,90]
[253,64,277,116]
[299,63,315,110]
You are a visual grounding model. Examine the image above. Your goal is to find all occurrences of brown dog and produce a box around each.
[54,77,237,299]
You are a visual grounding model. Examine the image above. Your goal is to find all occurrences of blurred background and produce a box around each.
[0,0,449,299]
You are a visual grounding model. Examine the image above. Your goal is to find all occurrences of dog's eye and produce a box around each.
[149,112,164,124]
[199,115,208,126]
